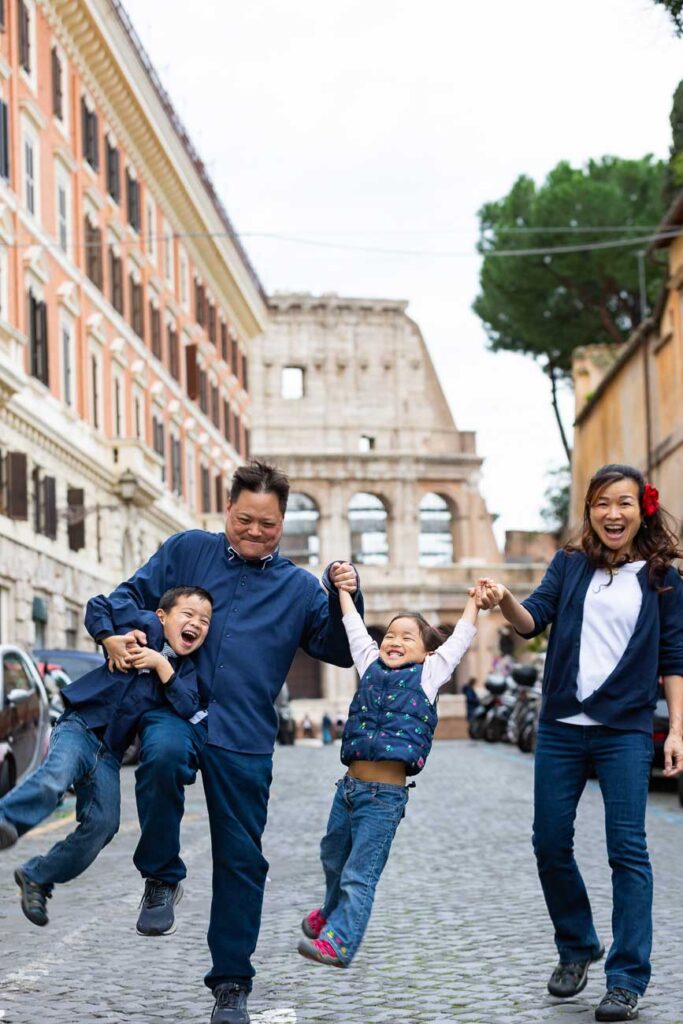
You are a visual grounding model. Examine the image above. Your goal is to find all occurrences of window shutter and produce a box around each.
[214,475,222,513]
[241,352,248,391]
[7,451,28,519]
[18,0,30,72]
[0,100,9,181]
[67,487,85,550]
[51,48,62,119]
[40,301,49,385]
[185,344,198,399]
[44,476,57,539]
[0,1,6,31]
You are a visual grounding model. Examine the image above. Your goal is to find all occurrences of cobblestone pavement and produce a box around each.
[1,741,683,1024]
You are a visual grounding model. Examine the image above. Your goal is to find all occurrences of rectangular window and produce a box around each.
[81,98,99,171]
[208,302,216,346]
[220,321,228,363]
[106,140,120,202]
[241,352,248,392]
[113,375,123,437]
[134,391,142,439]
[200,465,210,514]
[51,47,63,119]
[90,352,102,429]
[281,366,304,399]
[24,137,34,214]
[198,369,208,414]
[210,384,219,428]
[85,218,103,289]
[62,323,72,406]
[57,181,68,252]
[171,435,182,496]
[6,450,28,519]
[185,344,198,400]
[65,605,79,646]
[126,169,140,232]
[67,487,85,551]
[0,100,9,181]
[28,290,48,385]
[129,275,143,338]
[194,278,206,327]
[145,196,156,260]
[18,0,30,73]
[33,468,56,540]
[153,415,166,483]
[168,325,179,381]
[150,303,161,360]
[0,2,6,31]
[109,246,123,313]
[230,336,238,377]
[223,400,231,443]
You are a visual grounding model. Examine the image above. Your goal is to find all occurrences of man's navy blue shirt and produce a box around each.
[85,530,362,754]
[520,549,683,733]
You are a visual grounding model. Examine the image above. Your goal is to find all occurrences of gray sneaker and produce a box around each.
[211,983,250,1024]
[15,868,51,926]
[136,878,183,936]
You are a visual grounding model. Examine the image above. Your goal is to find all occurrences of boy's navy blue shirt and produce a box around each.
[62,609,201,761]
[84,530,363,755]
[520,549,683,732]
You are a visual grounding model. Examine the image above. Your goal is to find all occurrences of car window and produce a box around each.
[3,653,34,693]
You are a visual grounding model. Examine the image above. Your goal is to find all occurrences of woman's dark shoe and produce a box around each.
[0,818,18,850]
[595,988,639,1021]
[14,868,51,926]
[548,945,605,997]
[210,983,250,1024]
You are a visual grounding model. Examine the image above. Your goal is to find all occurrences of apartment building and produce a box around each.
[0,0,268,647]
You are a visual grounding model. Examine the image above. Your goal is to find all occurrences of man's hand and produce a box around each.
[663,731,683,778]
[103,629,148,672]
[330,562,357,594]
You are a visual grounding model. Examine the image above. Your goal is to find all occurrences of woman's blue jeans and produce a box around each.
[533,721,654,995]
[319,774,409,964]
[0,711,120,888]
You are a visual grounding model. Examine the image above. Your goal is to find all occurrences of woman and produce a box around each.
[477,464,683,1022]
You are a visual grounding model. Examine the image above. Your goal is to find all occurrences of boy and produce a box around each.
[0,585,212,927]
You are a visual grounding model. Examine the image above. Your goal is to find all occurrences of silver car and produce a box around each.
[0,645,50,796]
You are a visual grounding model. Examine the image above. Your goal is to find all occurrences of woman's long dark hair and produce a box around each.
[565,463,682,588]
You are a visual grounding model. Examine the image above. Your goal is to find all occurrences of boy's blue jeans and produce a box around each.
[533,721,654,995]
[319,774,409,964]
[0,711,120,888]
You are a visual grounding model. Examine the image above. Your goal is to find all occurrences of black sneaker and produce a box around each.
[14,868,51,926]
[595,988,639,1021]
[211,983,250,1024]
[548,945,605,998]
[0,818,18,850]
[136,878,183,936]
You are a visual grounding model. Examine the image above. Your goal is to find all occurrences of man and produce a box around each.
[85,461,362,1024]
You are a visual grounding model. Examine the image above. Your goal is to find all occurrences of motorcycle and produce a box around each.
[468,675,503,740]
[483,673,518,742]
[505,665,539,746]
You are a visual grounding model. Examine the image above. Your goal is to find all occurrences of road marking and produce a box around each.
[28,810,203,839]
[252,1011,297,1023]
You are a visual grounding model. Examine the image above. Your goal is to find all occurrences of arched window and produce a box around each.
[349,492,389,565]
[419,492,453,566]
[281,492,320,566]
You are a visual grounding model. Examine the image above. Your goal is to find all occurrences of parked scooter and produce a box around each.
[468,676,503,740]
[483,672,518,742]
[505,665,539,745]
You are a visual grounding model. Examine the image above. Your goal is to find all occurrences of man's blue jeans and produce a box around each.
[533,721,654,995]
[0,711,120,888]
[319,774,409,964]
[132,709,272,993]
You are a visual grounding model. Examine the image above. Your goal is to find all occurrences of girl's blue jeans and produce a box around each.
[0,711,120,889]
[533,721,654,995]
[319,774,409,964]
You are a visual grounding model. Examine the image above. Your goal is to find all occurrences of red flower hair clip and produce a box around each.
[642,483,659,517]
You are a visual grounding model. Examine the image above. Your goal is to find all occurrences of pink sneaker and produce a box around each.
[297,935,345,967]
[301,907,327,939]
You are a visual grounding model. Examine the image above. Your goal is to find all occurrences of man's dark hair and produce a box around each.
[229,460,290,515]
[158,586,214,612]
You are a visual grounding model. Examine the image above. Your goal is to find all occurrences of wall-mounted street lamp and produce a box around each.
[60,470,140,561]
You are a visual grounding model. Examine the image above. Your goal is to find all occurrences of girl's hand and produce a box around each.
[330,562,357,594]
[470,579,505,610]
[663,731,683,777]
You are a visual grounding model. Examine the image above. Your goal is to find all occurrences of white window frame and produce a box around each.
[281,366,305,400]
[53,41,69,136]
[22,121,40,221]
[20,0,38,94]
[55,162,71,256]
[112,368,126,438]
[133,385,144,440]
[179,247,189,311]
[59,311,75,408]
[89,343,103,431]
[145,194,156,262]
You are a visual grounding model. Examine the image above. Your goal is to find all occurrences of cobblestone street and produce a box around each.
[1,741,683,1024]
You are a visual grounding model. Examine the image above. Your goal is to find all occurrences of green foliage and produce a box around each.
[653,0,683,34]
[541,465,571,534]
[664,79,683,205]
[474,156,666,380]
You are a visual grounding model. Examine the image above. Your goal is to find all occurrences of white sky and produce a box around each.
[121,0,682,542]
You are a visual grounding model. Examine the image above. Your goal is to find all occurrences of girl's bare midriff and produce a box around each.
[348,759,407,786]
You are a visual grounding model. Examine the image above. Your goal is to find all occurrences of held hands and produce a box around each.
[103,629,148,672]
[468,578,506,611]
[330,561,357,594]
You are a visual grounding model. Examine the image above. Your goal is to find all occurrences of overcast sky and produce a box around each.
[121,0,682,543]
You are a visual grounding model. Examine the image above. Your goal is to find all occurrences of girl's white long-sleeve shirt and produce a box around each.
[342,607,477,704]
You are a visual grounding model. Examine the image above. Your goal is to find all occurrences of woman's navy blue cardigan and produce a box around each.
[520,550,683,733]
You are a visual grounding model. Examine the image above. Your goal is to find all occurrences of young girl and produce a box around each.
[476,464,683,1023]
[297,583,479,968]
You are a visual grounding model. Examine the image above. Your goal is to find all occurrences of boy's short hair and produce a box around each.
[158,586,214,613]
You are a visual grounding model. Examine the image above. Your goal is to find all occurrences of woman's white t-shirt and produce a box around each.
[559,560,646,727]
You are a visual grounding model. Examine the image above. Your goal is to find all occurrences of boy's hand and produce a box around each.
[103,629,148,671]
[330,562,357,594]
[127,645,165,673]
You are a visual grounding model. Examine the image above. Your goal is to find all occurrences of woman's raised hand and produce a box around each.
[470,578,505,610]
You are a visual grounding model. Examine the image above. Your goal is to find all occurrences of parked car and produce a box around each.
[0,644,51,796]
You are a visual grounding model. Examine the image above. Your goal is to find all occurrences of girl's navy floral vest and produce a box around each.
[341,659,438,775]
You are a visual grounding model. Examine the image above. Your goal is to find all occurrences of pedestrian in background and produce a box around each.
[85,461,362,1024]
[321,713,333,745]
[476,464,683,1023]
[462,676,480,722]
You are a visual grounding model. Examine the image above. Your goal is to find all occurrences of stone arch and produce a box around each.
[348,492,389,565]
[419,492,454,566]
[281,492,320,566]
